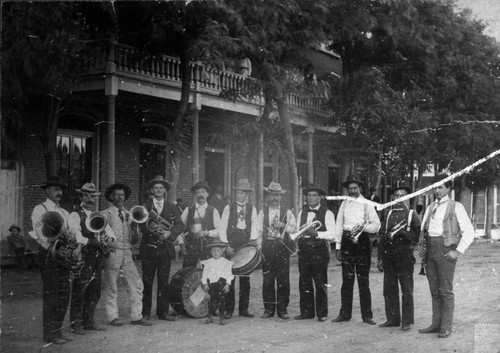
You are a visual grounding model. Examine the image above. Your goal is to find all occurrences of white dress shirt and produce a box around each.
[69,206,116,245]
[218,203,259,243]
[333,195,381,249]
[421,195,475,254]
[296,205,336,241]
[201,257,234,284]
[30,198,84,249]
[181,202,221,238]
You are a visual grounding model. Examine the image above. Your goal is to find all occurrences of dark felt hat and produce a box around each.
[41,176,67,190]
[432,173,453,187]
[105,183,132,202]
[390,180,412,194]
[342,175,364,188]
[8,224,21,232]
[204,240,230,250]
[233,178,253,192]
[191,181,212,194]
[303,183,326,196]
[145,175,170,191]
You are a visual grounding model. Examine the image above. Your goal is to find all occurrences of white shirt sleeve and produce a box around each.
[364,205,381,234]
[69,211,88,245]
[333,202,345,249]
[317,210,335,241]
[455,202,475,253]
[208,209,221,238]
[218,205,230,243]
[285,209,297,234]
[30,205,50,249]
[250,206,259,241]
[181,207,189,225]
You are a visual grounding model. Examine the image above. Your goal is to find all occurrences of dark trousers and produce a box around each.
[426,237,457,331]
[339,234,373,320]
[141,251,172,318]
[14,248,27,269]
[39,247,71,342]
[298,251,329,318]
[382,250,415,325]
[262,241,290,315]
[70,247,104,329]
[226,276,250,314]
[207,281,226,316]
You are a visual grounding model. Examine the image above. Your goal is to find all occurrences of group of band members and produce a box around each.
[29,171,475,345]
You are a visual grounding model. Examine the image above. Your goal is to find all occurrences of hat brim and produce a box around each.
[105,183,132,202]
[303,187,326,196]
[41,182,67,190]
[205,242,230,250]
[390,186,412,194]
[9,226,21,232]
[191,185,212,194]
[146,180,170,191]
[342,181,364,188]
[264,188,286,194]
[232,187,254,192]
[75,189,101,196]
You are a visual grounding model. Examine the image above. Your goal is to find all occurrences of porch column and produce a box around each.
[105,51,118,185]
[307,127,314,183]
[257,131,264,211]
[192,108,200,184]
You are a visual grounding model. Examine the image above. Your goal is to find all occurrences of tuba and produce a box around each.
[39,211,82,270]
[289,220,322,242]
[85,211,112,257]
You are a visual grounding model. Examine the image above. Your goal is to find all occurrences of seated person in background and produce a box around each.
[8,225,26,269]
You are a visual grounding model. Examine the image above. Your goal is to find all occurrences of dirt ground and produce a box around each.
[1,241,500,353]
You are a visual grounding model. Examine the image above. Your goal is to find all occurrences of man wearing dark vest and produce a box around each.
[377,181,421,332]
[418,174,474,338]
[294,183,335,322]
[257,182,297,320]
[181,181,221,268]
[219,178,259,319]
[29,176,85,345]
[332,175,380,325]
[138,175,183,322]
[69,183,115,333]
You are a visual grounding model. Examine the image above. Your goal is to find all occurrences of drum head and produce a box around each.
[232,246,257,270]
[170,268,209,318]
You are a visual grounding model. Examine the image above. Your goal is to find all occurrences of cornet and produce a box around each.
[289,220,322,242]
[388,219,406,239]
[130,205,174,241]
[349,221,368,244]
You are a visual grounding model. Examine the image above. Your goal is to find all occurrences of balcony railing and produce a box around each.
[81,43,331,115]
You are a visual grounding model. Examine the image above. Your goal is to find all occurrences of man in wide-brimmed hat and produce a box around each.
[418,173,474,338]
[69,183,115,333]
[219,178,259,319]
[7,224,26,269]
[377,180,421,332]
[200,240,234,325]
[257,181,297,320]
[137,175,183,322]
[30,175,83,345]
[294,183,335,322]
[332,175,380,325]
[102,182,152,327]
[180,181,221,269]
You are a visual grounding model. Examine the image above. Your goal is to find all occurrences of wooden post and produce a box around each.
[257,131,264,211]
[192,108,200,184]
[307,127,314,183]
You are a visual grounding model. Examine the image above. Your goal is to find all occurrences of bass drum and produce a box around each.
[231,245,262,276]
[169,267,210,318]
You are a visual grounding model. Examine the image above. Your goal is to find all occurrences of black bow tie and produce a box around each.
[308,208,318,214]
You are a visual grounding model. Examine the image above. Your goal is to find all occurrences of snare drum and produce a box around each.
[231,245,262,276]
[169,268,210,318]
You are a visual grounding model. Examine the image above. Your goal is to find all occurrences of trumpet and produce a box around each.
[38,211,82,270]
[85,211,112,257]
[289,220,322,242]
[349,221,368,244]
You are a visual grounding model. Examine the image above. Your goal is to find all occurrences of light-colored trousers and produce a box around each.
[103,248,144,322]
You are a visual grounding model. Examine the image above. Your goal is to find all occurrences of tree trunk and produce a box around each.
[167,47,192,203]
[38,95,62,179]
[277,99,299,214]
[374,150,383,193]
[485,185,494,239]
